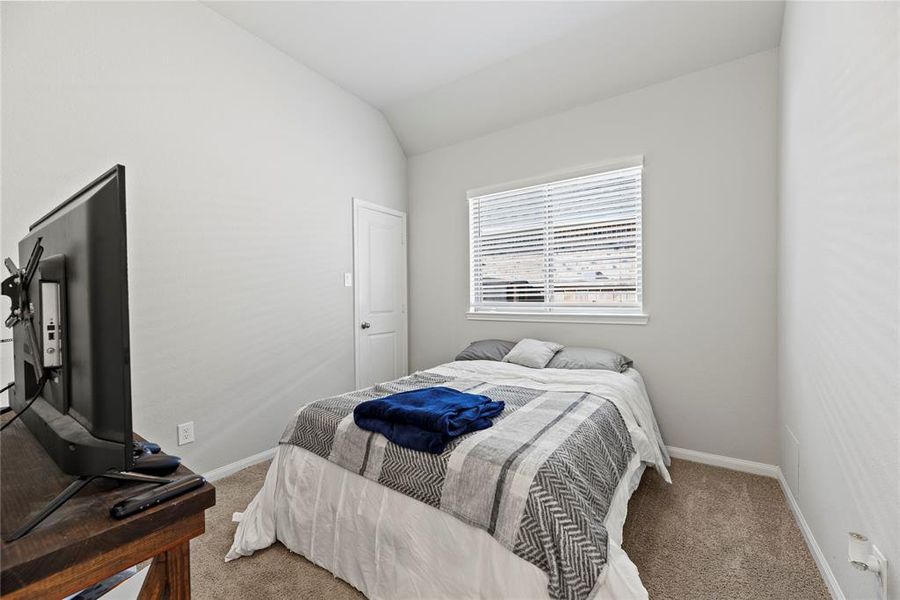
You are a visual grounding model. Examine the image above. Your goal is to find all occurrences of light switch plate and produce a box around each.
[344,272,353,287]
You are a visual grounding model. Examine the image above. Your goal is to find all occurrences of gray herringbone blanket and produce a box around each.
[280,372,635,600]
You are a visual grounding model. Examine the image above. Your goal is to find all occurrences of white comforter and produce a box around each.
[227,361,670,600]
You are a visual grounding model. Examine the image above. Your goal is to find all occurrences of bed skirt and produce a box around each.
[227,444,649,600]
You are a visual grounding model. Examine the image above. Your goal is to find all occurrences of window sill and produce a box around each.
[465,311,649,325]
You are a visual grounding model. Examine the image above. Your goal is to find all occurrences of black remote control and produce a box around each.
[110,475,206,519]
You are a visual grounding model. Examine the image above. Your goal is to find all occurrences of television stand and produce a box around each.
[1,419,215,599]
[3,470,171,542]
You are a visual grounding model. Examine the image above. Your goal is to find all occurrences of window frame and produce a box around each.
[466,156,648,325]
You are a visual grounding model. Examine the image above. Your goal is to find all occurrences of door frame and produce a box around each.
[352,197,408,389]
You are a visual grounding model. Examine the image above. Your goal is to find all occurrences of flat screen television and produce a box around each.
[5,165,133,476]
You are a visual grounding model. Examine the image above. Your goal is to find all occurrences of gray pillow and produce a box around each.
[455,339,517,362]
[546,346,633,372]
[502,338,563,369]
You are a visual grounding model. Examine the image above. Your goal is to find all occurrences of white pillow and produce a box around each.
[502,339,564,369]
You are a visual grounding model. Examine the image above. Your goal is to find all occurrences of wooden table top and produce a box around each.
[0,414,216,594]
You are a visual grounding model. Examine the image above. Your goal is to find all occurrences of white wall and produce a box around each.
[778,2,899,599]
[408,50,779,464]
[0,2,406,473]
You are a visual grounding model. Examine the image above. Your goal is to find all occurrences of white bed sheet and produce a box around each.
[227,361,671,600]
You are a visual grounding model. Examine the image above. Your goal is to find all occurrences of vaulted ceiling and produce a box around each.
[205,1,784,155]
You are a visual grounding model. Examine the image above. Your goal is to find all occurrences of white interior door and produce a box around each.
[354,199,408,389]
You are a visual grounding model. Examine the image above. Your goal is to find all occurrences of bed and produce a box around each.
[226,359,671,600]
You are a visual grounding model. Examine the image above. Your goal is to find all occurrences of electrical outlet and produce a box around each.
[784,425,800,499]
[872,545,888,599]
[177,421,195,446]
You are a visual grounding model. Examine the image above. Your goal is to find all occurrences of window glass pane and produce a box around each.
[470,164,642,314]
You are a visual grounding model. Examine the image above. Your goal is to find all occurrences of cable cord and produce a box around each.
[0,381,13,395]
[1,375,49,432]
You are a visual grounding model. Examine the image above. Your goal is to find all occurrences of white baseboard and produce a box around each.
[204,446,277,482]
[101,566,148,600]
[666,446,780,478]
[776,468,845,600]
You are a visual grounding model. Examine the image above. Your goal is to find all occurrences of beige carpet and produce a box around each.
[190,458,828,599]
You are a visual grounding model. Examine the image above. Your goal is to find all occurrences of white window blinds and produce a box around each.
[469,164,643,315]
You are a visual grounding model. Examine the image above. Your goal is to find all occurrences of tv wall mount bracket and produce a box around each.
[2,237,46,379]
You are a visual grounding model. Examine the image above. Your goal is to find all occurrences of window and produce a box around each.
[468,161,646,324]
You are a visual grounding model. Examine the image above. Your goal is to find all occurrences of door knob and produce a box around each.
[360,322,371,329]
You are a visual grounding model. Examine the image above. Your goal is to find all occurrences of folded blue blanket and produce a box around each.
[353,386,505,454]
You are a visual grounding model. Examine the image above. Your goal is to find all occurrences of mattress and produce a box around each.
[227,361,671,599]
